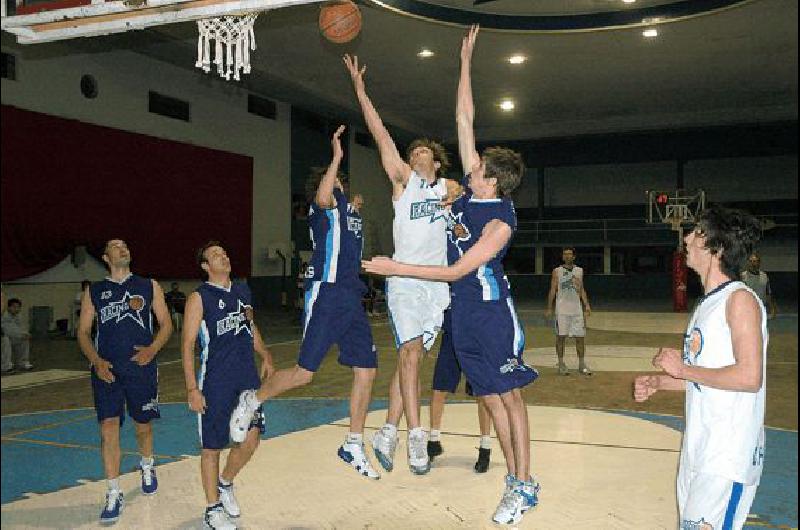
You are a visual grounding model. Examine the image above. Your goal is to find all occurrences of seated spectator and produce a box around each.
[164,282,187,332]
[1,297,33,372]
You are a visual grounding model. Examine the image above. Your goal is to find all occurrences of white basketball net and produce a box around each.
[196,13,258,81]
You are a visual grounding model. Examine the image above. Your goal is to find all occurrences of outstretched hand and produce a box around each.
[343,54,366,93]
[362,256,400,277]
[331,124,346,160]
[461,24,479,64]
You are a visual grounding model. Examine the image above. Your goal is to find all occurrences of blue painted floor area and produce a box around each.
[612,410,798,529]
[1,399,388,505]
[2,401,796,529]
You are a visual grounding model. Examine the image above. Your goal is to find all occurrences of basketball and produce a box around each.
[319,0,361,44]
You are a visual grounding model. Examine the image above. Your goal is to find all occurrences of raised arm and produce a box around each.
[315,125,346,209]
[363,219,512,282]
[343,54,411,195]
[456,25,481,175]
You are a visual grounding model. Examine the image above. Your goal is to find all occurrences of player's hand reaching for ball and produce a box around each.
[331,125,345,161]
[188,388,206,414]
[94,358,115,383]
[461,24,479,64]
[343,54,366,93]
[362,256,400,276]
[633,375,659,402]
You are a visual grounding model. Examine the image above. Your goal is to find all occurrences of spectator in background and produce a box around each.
[165,282,187,332]
[1,289,12,374]
[352,193,364,214]
[1,297,33,372]
[741,252,777,319]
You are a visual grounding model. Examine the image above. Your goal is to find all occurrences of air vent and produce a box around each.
[354,131,374,147]
[1,52,16,81]
[148,91,190,122]
[248,94,276,120]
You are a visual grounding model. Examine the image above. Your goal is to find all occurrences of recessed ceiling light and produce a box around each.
[622,0,636,4]
[499,99,515,111]
[417,48,434,58]
[642,27,658,38]
[508,54,526,65]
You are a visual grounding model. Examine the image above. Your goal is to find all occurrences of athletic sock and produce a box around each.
[219,476,232,487]
[429,430,441,442]
[140,456,154,468]
[346,432,363,445]
[107,478,120,492]
[409,427,424,438]
[479,435,492,449]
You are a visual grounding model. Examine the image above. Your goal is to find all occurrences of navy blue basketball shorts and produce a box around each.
[450,297,538,396]
[431,309,474,396]
[199,367,265,450]
[298,282,378,372]
[91,359,160,426]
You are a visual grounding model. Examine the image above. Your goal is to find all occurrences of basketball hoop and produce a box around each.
[196,13,258,81]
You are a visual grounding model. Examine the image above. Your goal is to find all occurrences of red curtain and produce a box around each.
[1,105,253,280]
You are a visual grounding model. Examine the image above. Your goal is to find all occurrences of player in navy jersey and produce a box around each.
[363,26,539,526]
[182,241,275,530]
[77,239,173,525]
[229,126,381,480]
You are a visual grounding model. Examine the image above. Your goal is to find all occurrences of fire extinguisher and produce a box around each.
[673,250,688,312]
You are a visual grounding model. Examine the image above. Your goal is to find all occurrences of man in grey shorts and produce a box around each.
[741,252,777,319]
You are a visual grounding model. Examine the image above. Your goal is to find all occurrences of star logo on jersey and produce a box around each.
[99,291,147,328]
[447,211,471,254]
[216,300,253,337]
[683,327,704,391]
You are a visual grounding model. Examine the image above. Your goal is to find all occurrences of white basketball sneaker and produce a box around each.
[229,389,259,443]
[372,427,398,472]
[204,503,237,530]
[338,441,380,479]
[407,429,430,475]
[217,480,240,518]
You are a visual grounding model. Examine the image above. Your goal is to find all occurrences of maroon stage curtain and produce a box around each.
[1,105,253,280]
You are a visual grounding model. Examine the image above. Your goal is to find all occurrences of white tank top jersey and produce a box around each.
[555,265,583,315]
[680,281,768,485]
[392,171,448,266]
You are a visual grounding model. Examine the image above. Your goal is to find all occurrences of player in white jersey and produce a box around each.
[546,247,592,375]
[634,205,766,530]
[344,54,461,475]
[741,252,777,319]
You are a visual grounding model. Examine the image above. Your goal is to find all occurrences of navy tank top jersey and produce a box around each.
[90,274,154,364]
[305,188,365,293]
[196,281,257,383]
[447,187,517,302]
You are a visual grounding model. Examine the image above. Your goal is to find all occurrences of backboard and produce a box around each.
[1,0,324,44]
[646,189,705,249]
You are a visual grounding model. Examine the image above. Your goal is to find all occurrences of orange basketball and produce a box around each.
[319,0,362,44]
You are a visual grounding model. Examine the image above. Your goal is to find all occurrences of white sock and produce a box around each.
[219,476,232,487]
[429,430,441,442]
[140,456,154,468]
[409,427,425,438]
[382,423,398,439]
[107,478,120,492]
[480,436,492,449]
[346,432,363,444]
[248,390,262,406]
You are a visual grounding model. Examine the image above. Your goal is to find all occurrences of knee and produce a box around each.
[355,367,376,383]
[100,419,120,439]
[134,421,152,434]
[398,344,421,366]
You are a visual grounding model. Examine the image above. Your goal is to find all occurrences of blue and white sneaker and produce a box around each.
[516,478,541,514]
[204,502,237,529]
[217,480,240,518]
[371,427,398,472]
[338,442,380,479]
[100,489,123,525]
[140,463,157,495]
[229,390,259,444]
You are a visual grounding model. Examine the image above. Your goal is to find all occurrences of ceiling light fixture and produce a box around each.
[508,54,526,65]
[642,27,658,38]
[499,99,515,111]
[622,0,636,4]
[417,48,434,58]
[641,17,662,38]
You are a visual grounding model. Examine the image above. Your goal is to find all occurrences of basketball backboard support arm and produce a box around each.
[2,0,324,44]
[646,189,706,250]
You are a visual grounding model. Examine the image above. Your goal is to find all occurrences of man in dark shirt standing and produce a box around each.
[165,282,187,332]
